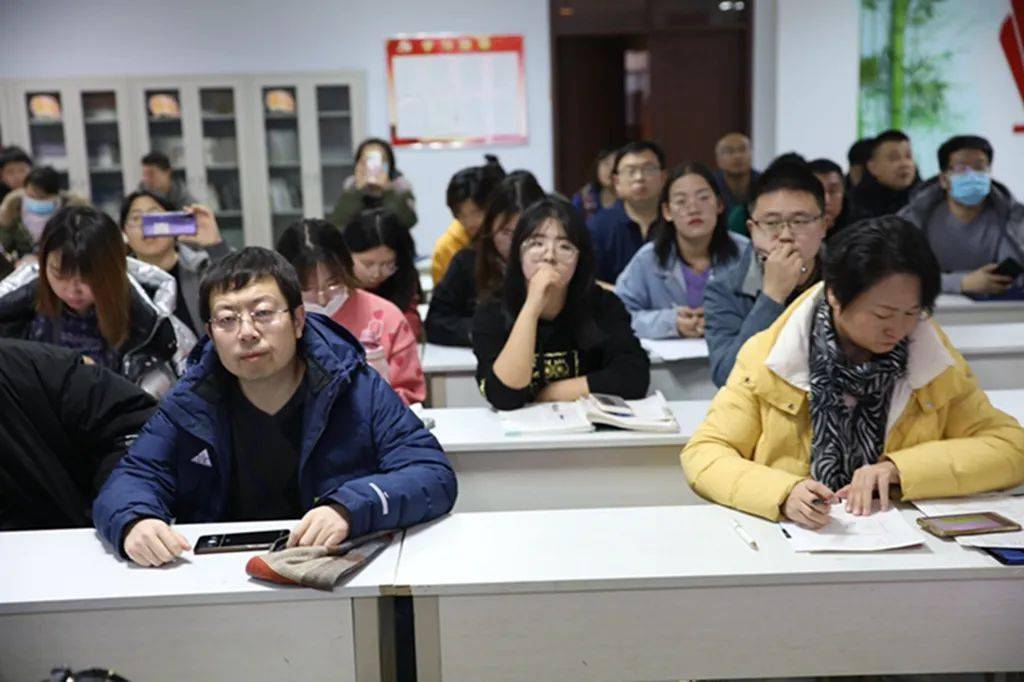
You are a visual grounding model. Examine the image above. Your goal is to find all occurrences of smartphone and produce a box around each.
[141,211,197,238]
[982,547,1024,565]
[993,257,1024,279]
[364,150,388,180]
[591,393,633,416]
[916,512,1021,539]
[194,529,290,554]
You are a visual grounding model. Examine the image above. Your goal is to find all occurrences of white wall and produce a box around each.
[770,0,861,169]
[0,0,553,253]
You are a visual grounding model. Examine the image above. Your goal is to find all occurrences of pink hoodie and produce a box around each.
[331,289,426,405]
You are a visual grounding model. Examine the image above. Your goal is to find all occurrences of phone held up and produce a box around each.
[141,211,197,238]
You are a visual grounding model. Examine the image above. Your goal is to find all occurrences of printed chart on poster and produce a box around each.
[386,34,527,148]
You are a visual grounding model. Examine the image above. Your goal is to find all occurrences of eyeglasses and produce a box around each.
[948,164,990,175]
[750,215,823,236]
[209,308,290,334]
[616,164,661,179]
[302,283,346,305]
[521,236,579,262]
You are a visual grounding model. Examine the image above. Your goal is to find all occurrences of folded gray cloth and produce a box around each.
[246,533,394,590]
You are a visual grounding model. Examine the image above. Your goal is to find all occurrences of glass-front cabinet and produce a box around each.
[2,71,364,248]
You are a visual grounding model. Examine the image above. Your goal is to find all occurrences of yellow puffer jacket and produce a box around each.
[681,283,1024,521]
[431,219,470,285]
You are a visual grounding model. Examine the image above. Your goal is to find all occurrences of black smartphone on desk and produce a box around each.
[194,529,290,554]
[993,257,1024,279]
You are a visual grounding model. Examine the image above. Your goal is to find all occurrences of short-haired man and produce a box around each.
[845,138,873,189]
[898,135,1024,296]
[703,159,828,386]
[713,132,761,217]
[849,129,919,218]
[139,151,196,207]
[587,140,667,283]
[94,247,456,566]
[808,158,849,238]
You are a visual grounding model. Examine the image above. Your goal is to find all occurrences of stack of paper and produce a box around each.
[913,493,1024,549]
[639,338,709,362]
[782,504,924,552]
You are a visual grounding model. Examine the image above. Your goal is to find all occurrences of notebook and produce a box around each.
[781,503,924,552]
[498,391,679,435]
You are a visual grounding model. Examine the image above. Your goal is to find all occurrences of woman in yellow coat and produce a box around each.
[682,216,1024,528]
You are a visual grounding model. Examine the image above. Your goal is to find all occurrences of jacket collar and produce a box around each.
[763,283,955,394]
[162,313,365,446]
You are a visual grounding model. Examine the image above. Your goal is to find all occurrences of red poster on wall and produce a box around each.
[386,34,528,148]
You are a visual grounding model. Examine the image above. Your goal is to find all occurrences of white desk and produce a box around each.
[944,323,1024,390]
[421,342,718,408]
[0,520,399,682]
[934,294,1024,326]
[399,505,1024,682]
[424,400,711,512]
[425,389,1024,514]
[419,273,433,303]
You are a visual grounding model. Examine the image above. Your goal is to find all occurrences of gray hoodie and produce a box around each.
[898,179,1024,294]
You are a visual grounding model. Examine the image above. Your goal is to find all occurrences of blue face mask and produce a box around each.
[949,170,991,207]
[23,196,57,215]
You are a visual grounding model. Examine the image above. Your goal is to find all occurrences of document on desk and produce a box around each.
[913,493,1024,549]
[639,337,708,361]
[781,505,923,552]
[498,402,595,435]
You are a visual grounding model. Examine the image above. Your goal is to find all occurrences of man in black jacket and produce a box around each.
[0,339,156,530]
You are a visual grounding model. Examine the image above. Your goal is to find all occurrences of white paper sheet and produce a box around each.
[639,338,709,362]
[913,493,1024,549]
[498,402,594,436]
[782,504,924,552]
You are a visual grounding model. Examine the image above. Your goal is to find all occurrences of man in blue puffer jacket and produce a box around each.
[94,247,456,566]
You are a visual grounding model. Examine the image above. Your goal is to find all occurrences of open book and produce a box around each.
[498,391,679,435]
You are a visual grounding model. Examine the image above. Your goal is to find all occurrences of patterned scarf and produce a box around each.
[808,298,908,491]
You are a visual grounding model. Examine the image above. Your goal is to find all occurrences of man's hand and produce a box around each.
[761,244,805,304]
[961,263,1013,296]
[123,518,191,567]
[288,504,351,548]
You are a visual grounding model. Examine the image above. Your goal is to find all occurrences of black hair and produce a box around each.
[475,171,546,297]
[141,151,172,171]
[771,152,807,166]
[199,247,303,323]
[869,129,911,158]
[446,155,507,214]
[808,158,843,177]
[749,158,826,214]
[847,138,873,166]
[354,137,400,180]
[589,147,616,189]
[612,140,666,174]
[937,135,993,172]
[0,146,32,169]
[653,162,738,269]
[824,216,940,312]
[118,189,177,229]
[275,218,359,290]
[25,166,61,196]
[503,196,596,318]
[343,208,419,311]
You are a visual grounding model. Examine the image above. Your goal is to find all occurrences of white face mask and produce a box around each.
[304,286,349,317]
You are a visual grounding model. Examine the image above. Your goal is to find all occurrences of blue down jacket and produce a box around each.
[94,313,456,553]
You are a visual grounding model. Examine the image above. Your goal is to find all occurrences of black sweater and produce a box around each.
[425,248,477,347]
[471,286,650,410]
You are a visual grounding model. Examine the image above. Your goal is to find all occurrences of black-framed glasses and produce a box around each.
[209,308,290,334]
[750,214,823,236]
